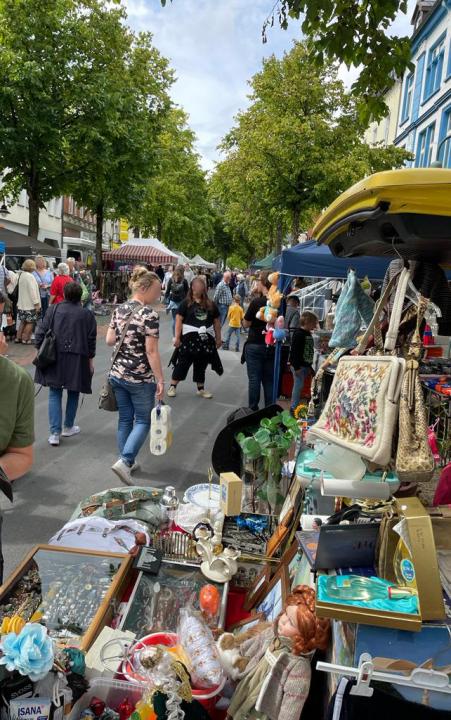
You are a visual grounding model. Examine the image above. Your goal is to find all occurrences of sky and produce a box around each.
[125,0,417,171]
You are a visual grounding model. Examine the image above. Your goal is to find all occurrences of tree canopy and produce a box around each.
[129,107,213,257]
[210,41,411,261]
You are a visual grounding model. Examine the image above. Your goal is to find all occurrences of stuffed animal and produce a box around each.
[216,623,272,680]
[256,272,283,324]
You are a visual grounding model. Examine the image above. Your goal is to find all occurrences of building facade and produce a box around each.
[364,79,403,146]
[0,188,62,249]
[395,0,451,167]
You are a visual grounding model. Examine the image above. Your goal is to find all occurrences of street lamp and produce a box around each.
[430,132,451,168]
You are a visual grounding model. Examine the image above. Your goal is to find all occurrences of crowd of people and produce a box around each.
[0,252,315,489]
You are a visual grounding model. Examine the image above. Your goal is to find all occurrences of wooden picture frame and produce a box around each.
[0,544,132,651]
[255,563,289,622]
[279,540,303,590]
[266,523,290,558]
[243,564,271,611]
[229,612,265,632]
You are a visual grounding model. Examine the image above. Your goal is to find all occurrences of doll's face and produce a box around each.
[278,604,299,640]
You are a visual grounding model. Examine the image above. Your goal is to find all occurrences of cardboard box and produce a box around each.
[220,472,243,516]
[316,497,445,631]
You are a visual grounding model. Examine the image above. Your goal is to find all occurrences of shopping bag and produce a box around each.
[150,402,173,455]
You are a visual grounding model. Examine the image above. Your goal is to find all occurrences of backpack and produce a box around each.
[170,280,186,303]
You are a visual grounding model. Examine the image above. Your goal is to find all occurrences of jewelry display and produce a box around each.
[0,546,130,649]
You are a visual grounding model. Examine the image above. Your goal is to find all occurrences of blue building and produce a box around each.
[395,0,451,167]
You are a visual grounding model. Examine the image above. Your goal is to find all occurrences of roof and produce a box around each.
[103,242,177,264]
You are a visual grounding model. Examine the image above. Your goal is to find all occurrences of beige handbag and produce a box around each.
[309,267,410,467]
[395,296,435,483]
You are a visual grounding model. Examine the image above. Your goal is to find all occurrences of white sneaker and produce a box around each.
[111,459,133,486]
[167,385,177,397]
[62,425,80,437]
[48,434,60,446]
[197,389,213,399]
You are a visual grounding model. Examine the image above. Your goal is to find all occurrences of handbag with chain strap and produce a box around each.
[395,295,435,483]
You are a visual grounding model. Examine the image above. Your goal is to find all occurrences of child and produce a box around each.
[288,310,318,413]
[224,295,245,351]
[285,295,300,336]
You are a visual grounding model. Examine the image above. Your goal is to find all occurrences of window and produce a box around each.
[416,123,435,167]
[401,73,414,123]
[424,35,446,100]
[384,113,391,145]
[440,109,451,167]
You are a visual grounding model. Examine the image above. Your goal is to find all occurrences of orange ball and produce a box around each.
[199,584,220,617]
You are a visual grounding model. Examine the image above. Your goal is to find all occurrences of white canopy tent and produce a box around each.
[170,249,192,265]
[190,254,216,269]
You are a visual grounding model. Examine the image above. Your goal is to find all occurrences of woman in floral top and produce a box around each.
[106,267,164,485]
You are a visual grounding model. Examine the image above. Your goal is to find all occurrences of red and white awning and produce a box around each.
[103,243,177,264]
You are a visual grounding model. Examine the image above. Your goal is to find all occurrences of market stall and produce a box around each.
[99,241,177,303]
[0,228,61,262]
[190,255,216,270]
[1,170,451,720]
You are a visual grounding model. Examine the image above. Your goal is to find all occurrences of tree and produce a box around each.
[210,41,411,258]
[162,0,412,123]
[0,0,161,240]
[129,107,213,257]
[67,28,173,271]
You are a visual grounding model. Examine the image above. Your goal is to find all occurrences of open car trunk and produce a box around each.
[312,169,451,265]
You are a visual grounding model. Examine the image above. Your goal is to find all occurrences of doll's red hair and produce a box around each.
[285,585,330,655]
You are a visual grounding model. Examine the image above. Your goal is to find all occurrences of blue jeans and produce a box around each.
[110,377,156,467]
[40,295,49,317]
[48,388,79,434]
[290,367,309,411]
[224,326,240,350]
[218,303,229,327]
[245,344,275,411]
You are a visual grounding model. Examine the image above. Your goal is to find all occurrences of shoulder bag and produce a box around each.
[98,309,138,411]
[395,295,435,483]
[308,267,410,467]
[32,304,59,370]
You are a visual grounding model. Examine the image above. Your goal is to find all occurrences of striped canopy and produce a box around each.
[103,243,177,264]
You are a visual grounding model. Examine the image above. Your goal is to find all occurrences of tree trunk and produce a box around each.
[95,202,104,274]
[291,206,301,245]
[275,221,283,255]
[28,193,40,240]
[156,218,163,242]
[133,226,140,238]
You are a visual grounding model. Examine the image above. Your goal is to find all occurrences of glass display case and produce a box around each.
[0,545,132,649]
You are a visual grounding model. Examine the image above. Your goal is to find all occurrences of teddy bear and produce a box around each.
[256,272,283,325]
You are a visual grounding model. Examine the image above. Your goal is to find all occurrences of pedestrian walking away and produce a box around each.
[34,281,97,447]
[168,277,223,400]
[49,263,71,305]
[33,255,54,318]
[15,260,41,345]
[242,271,275,411]
[223,295,244,351]
[213,271,233,327]
[289,310,318,414]
[164,265,189,337]
[106,267,164,486]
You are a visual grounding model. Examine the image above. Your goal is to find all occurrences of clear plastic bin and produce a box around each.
[69,678,143,720]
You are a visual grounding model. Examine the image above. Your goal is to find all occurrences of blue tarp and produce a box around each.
[275,241,392,286]
[0,242,5,254]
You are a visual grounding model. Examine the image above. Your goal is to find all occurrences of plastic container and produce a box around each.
[120,632,225,715]
[69,678,143,720]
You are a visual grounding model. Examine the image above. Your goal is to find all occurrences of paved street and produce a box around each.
[3,309,248,578]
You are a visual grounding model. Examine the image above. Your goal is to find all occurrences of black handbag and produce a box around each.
[99,309,138,412]
[33,305,58,370]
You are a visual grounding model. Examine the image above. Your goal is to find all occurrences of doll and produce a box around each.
[224,585,330,720]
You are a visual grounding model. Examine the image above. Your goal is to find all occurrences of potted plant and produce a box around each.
[236,410,300,515]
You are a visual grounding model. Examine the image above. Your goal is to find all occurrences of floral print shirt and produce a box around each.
[109,300,159,384]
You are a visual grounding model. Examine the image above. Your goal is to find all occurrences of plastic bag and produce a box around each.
[178,606,224,689]
[150,402,173,455]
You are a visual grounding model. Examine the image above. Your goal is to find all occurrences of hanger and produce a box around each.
[317,652,451,697]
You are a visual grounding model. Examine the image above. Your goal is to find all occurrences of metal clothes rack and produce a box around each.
[317,652,451,697]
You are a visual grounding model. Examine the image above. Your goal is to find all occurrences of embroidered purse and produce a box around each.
[309,268,410,467]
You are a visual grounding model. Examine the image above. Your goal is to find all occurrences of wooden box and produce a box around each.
[0,545,132,651]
